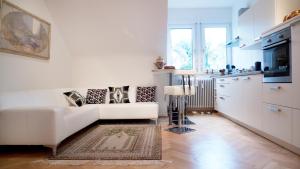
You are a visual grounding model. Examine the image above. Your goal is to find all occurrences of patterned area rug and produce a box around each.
[50,125,162,160]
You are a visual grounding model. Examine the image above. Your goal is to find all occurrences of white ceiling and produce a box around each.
[168,0,252,8]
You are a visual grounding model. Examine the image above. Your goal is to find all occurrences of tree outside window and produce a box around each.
[169,28,193,70]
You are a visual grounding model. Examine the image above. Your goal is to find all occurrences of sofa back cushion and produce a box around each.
[0,89,71,109]
[76,86,137,104]
[0,86,141,109]
[136,86,156,102]
[63,90,86,107]
[108,86,130,104]
[85,89,107,104]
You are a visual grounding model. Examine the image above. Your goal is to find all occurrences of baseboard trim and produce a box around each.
[218,112,300,156]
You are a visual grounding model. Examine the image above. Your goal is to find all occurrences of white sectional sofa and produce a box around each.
[0,88,158,155]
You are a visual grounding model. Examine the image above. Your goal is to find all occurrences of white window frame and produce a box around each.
[200,23,232,72]
[167,24,196,70]
[167,23,232,72]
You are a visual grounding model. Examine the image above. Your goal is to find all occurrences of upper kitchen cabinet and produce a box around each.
[253,0,275,40]
[275,0,300,25]
[238,0,300,49]
[238,7,254,48]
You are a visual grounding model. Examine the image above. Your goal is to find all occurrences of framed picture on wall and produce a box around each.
[0,0,51,59]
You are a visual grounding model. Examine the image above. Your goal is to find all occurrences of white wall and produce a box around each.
[0,0,72,92]
[168,8,232,24]
[45,0,169,115]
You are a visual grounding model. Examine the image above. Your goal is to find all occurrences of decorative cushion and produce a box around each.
[63,90,86,107]
[86,89,107,104]
[136,86,156,102]
[108,86,130,104]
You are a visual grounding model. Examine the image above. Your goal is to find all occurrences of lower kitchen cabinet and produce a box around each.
[215,95,231,116]
[227,77,242,120]
[240,75,263,129]
[215,74,300,154]
[292,109,300,148]
[263,83,294,108]
[216,83,231,97]
[262,103,292,144]
[215,74,263,130]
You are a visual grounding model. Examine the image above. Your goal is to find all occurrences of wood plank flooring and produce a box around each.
[1,114,300,169]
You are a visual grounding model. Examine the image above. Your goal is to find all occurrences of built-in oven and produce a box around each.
[262,27,291,83]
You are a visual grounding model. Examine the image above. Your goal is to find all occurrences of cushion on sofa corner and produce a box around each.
[63,90,86,107]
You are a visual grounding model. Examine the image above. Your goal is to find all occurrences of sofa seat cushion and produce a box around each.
[98,103,158,120]
[63,105,99,137]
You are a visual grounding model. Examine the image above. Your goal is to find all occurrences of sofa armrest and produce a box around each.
[0,107,66,146]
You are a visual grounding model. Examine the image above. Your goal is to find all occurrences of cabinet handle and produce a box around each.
[242,77,250,80]
[232,77,239,81]
[219,84,225,88]
[254,36,261,42]
[240,44,246,48]
[219,79,225,81]
[219,97,225,100]
[270,86,281,91]
[269,107,281,113]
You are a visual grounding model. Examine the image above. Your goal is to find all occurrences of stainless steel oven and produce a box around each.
[262,27,291,83]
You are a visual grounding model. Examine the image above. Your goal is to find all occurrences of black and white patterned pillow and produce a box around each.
[86,89,107,104]
[109,86,130,104]
[136,86,156,102]
[63,90,86,107]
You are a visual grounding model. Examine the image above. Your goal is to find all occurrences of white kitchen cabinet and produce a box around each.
[238,0,300,48]
[216,83,231,97]
[238,8,254,48]
[262,83,294,108]
[292,22,300,109]
[227,77,243,120]
[215,77,232,116]
[292,109,300,148]
[241,75,263,130]
[262,103,292,144]
[262,15,300,111]
[228,75,263,129]
[215,74,300,152]
[216,78,231,84]
[215,75,263,130]
[275,0,300,25]
[230,76,246,122]
[238,0,274,48]
[253,0,275,39]
[215,95,231,117]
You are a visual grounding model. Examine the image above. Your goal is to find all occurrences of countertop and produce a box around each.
[210,71,263,78]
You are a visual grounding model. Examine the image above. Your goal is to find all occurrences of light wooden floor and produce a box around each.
[1,114,300,169]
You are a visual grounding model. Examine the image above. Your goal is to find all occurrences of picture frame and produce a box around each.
[0,0,51,59]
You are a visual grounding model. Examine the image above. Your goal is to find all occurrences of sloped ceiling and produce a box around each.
[45,0,167,57]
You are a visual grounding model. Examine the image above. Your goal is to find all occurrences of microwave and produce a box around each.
[262,27,291,83]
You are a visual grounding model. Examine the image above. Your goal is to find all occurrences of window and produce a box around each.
[167,24,231,72]
[202,26,228,70]
[168,28,193,70]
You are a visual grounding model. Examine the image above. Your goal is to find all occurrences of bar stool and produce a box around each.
[164,82,196,134]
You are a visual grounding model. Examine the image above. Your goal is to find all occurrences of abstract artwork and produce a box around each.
[0,0,51,59]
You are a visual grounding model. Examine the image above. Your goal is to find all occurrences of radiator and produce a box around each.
[186,78,215,112]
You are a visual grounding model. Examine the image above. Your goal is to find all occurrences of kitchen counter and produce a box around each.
[210,71,263,78]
